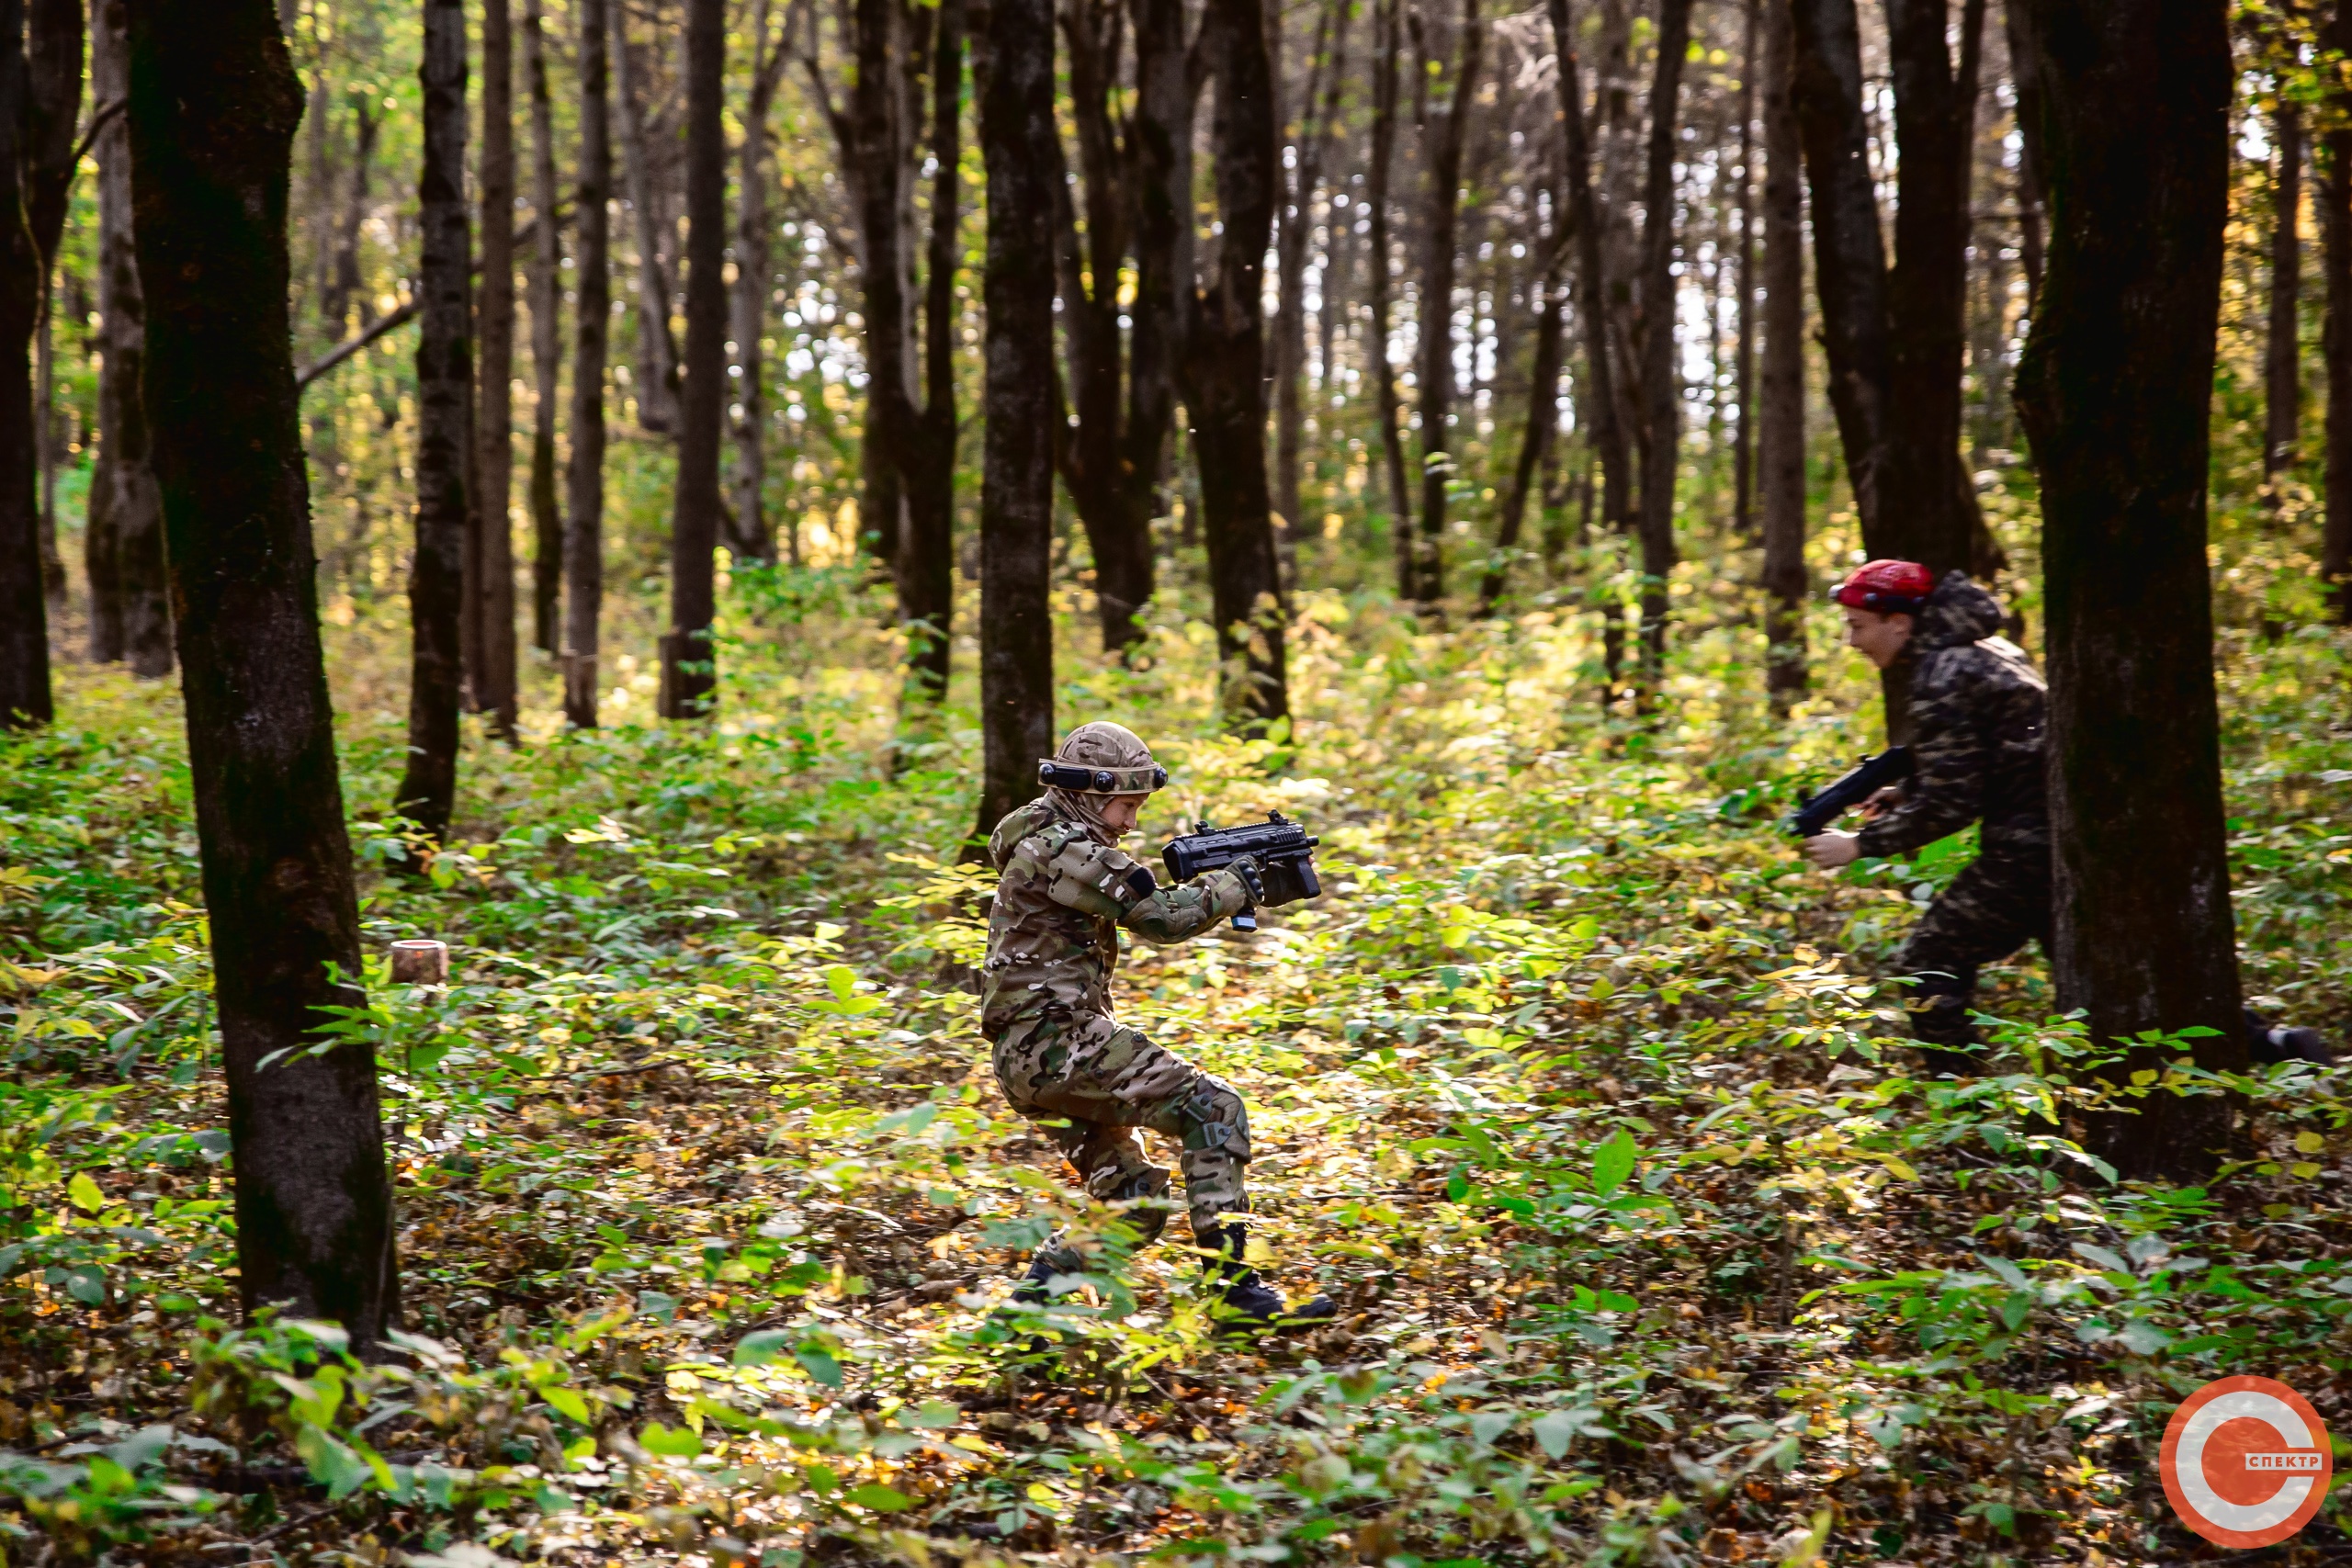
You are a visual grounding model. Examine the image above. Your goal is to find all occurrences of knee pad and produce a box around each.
[1088,1164,1173,1247]
[1177,1077,1252,1162]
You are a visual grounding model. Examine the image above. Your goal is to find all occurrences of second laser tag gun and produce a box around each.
[1161,811,1323,932]
[1786,746,1915,839]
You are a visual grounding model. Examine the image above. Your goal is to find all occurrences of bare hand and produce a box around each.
[1860,785,1905,819]
[1803,831,1861,870]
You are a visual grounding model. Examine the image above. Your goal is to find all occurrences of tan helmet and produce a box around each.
[1037,721,1168,795]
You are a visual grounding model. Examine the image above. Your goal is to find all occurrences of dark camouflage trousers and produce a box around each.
[990,1011,1250,1275]
[1895,842,2050,1074]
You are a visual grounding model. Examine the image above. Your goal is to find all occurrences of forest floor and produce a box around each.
[6,580,2352,1567]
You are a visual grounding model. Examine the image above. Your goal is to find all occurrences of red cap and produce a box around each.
[1831,559,1934,615]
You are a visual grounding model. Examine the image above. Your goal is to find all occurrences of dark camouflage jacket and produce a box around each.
[979,798,1252,1040]
[1855,571,2050,859]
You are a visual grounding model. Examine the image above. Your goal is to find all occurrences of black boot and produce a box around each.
[1009,1253,1059,1306]
[2246,1010,2334,1067]
[1197,1224,1335,1332]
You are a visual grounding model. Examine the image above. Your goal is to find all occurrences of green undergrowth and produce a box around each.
[6,578,2352,1567]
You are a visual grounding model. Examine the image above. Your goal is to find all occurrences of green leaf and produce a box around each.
[796,1347,843,1387]
[295,1425,374,1502]
[543,1385,591,1424]
[1592,1131,1636,1198]
[2071,1242,2129,1274]
[847,1483,912,1512]
[1531,1409,1578,1460]
[871,1102,939,1137]
[639,1422,704,1458]
[67,1171,103,1213]
[734,1329,795,1366]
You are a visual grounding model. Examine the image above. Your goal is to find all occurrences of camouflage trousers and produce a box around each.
[989,1011,1250,1273]
[1895,842,2050,1072]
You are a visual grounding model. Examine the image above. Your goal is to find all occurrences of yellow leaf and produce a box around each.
[2296,1132,2325,1155]
[2291,1162,2323,1179]
[68,1172,103,1213]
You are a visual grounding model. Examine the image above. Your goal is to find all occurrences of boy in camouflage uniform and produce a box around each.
[1804,562,2328,1075]
[983,721,1332,1325]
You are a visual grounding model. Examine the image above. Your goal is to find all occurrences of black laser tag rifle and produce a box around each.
[1786,747,1914,838]
[1161,811,1323,932]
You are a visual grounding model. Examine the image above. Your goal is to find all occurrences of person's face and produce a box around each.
[1842,606,1915,670]
[1101,794,1147,835]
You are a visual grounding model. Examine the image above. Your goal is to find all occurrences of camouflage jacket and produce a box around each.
[979,798,1253,1040]
[1855,572,2050,859]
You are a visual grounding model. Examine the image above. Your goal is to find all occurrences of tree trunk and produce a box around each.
[476,0,519,733]
[1759,0,1805,713]
[126,0,396,1345]
[1476,254,1564,615]
[1057,0,1151,653]
[2269,97,2302,481]
[1792,0,1987,732]
[1632,0,1691,683]
[0,0,46,731]
[1788,0,1890,550]
[396,0,472,851]
[1366,0,1413,594]
[611,6,681,434]
[849,0,909,570]
[972,0,1057,841]
[565,0,613,728]
[1408,0,1481,608]
[34,273,55,610]
[1732,0,1758,539]
[729,0,784,565]
[92,0,167,676]
[1181,0,1290,731]
[322,96,378,335]
[525,0,564,653]
[1883,0,1987,576]
[900,0,964,703]
[658,0,726,720]
[304,21,333,331]
[2325,104,2352,615]
[1548,0,1633,554]
[2013,0,2243,1179]
[2004,0,2045,304]
[1114,0,1189,649]
[1272,0,1344,581]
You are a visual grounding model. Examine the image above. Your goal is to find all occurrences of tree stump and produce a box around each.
[390,939,450,985]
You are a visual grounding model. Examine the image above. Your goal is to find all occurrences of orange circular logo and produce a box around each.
[2160,1376,2333,1547]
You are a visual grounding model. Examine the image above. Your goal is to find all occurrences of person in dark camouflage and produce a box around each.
[1801,564,2048,1074]
[982,720,1333,1327]
[1802,562,2329,1076]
